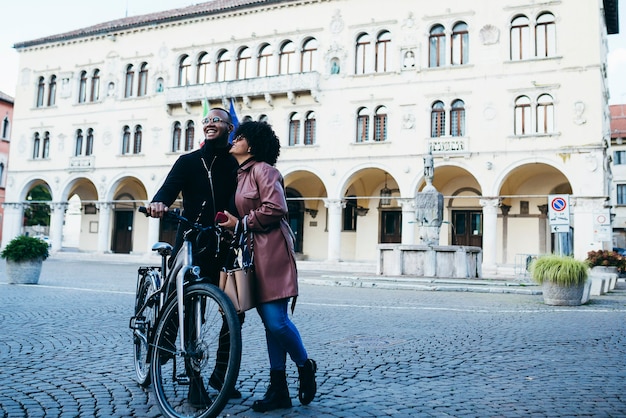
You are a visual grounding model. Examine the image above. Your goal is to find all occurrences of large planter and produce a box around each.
[5,258,44,284]
[541,280,587,306]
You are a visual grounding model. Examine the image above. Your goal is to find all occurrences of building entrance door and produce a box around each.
[380,210,402,243]
[112,210,133,253]
[452,210,482,247]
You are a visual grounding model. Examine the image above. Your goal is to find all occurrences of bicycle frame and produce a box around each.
[131,208,219,358]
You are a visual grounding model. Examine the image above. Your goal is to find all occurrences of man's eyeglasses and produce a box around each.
[202,116,228,125]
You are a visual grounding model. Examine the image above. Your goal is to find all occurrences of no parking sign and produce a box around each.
[548,194,570,227]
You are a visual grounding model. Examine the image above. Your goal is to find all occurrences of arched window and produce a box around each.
[0,163,4,186]
[536,94,554,133]
[289,113,301,146]
[355,33,371,74]
[356,107,369,143]
[36,77,45,108]
[242,115,253,123]
[514,96,532,135]
[429,25,446,67]
[259,114,269,124]
[536,13,556,58]
[90,69,100,102]
[75,129,84,156]
[48,75,57,106]
[122,126,131,155]
[2,116,9,139]
[279,41,296,75]
[137,62,148,97]
[431,101,446,137]
[33,132,41,159]
[124,64,134,98]
[450,99,465,136]
[301,38,318,72]
[374,106,387,141]
[197,53,210,84]
[375,31,391,73]
[86,128,94,156]
[258,44,273,77]
[133,125,142,154]
[42,131,50,158]
[172,122,182,152]
[304,111,316,145]
[451,22,469,65]
[178,55,191,86]
[216,50,230,82]
[184,121,194,151]
[237,47,253,80]
[510,15,530,60]
[78,71,88,103]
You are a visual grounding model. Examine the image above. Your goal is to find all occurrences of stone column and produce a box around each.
[537,204,548,254]
[1,203,25,248]
[324,199,345,262]
[97,202,113,253]
[398,198,415,245]
[480,197,500,275]
[500,204,511,264]
[49,202,67,252]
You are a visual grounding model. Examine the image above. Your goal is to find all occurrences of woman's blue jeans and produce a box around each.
[256,298,308,371]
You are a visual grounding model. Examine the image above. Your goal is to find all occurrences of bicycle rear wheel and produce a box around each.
[151,283,242,418]
[133,268,160,387]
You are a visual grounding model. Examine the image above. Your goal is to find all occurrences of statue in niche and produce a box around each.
[330,59,340,74]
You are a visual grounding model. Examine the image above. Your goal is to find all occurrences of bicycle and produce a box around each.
[130,206,242,418]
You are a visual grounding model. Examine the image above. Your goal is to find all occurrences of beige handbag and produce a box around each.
[219,266,256,313]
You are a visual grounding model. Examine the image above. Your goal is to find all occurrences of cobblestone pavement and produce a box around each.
[1,257,626,417]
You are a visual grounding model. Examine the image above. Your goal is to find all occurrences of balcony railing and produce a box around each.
[427,136,469,154]
[165,72,321,108]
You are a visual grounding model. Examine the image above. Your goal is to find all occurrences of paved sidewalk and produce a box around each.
[1,255,625,417]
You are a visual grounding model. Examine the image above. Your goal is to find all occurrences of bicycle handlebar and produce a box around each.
[138,206,215,233]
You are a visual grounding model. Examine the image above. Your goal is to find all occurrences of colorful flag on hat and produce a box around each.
[229,98,240,144]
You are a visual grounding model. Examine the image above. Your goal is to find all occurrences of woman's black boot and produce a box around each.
[298,359,317,405]
[251,370,292,412]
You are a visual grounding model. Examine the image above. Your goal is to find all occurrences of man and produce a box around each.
[146,107,242,405]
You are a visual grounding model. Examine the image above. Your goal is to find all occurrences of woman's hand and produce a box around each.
[218,210,240,230]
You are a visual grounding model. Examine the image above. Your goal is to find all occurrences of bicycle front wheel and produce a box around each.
[151,283,242,418]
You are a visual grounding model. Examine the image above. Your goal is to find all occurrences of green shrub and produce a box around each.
[1,235,50,263]
[530,254,588,286]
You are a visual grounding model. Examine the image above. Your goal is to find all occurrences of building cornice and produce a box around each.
[13,0,326,50]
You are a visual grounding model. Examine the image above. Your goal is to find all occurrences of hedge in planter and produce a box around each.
[530,254,589,306]
[1,235,50,284]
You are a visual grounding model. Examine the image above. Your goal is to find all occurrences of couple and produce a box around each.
[146,108,317,412]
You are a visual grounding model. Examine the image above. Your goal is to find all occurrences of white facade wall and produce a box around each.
[3,0,616,274]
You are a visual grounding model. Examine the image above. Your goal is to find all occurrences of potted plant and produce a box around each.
[1,235,50,284]
[530,254,589,306]
[585,250,626,274]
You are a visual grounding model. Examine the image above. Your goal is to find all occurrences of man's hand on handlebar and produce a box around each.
[146,202,168,218]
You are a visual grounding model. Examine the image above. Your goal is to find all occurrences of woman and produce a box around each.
[219,121,317,412]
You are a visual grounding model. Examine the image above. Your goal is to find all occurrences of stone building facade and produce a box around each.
[2,0,620,274]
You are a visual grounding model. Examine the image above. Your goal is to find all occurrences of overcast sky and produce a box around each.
[1,1,625,103]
